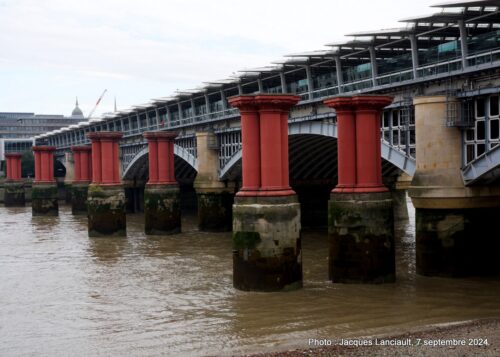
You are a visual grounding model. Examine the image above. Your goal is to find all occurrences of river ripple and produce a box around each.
[1,200,500,356]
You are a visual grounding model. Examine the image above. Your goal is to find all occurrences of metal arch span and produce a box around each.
[174,145,198,172]
[462,145,500,186]
[219,121,415,179]
[122,144,198,180]
[381,142,416,176]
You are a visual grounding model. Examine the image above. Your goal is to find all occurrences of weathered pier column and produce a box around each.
[229,94,302,291]
[409,96,500,277]
[32,146,58,215]
[143,131,181,235]
[392,172,412,221]
[4,153,25,206]
[71,146,92,214]
[194,132,234,231]
[63,151,75,203]
[324,95,395,284]
[87,132,126,237]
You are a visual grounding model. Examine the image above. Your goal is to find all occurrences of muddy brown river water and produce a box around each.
[1,200,500,356]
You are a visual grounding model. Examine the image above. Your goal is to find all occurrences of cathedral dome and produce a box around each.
[71,97,84,118]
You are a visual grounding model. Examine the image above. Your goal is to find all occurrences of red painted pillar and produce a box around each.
[32,146,56,183]
[352,96,393,193]
[229,94,302,292]
[71,146,92,183]
[227,97,261,191]
[148,138,158,184]
[324,95,392,193]
[259,103,284,189]
[143,131,178,185]
[87,132,123,185]
[280,111,290,188]
[5,153,22,181]
[91,139,101,184]
[324,97,357,192]
[229,94,299,197]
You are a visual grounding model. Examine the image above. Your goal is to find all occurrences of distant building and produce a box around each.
[0,98,85,139]
[0,99,88,171]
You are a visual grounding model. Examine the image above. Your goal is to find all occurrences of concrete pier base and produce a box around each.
[232,195,302,291]
[4,181,25,207]
[392,189,409,221]
[328,191,395,283]
[65,183,72,204]
[144,184,181,235]
[0,182,4,203]
[32,183,58,216]
[87,184,126,237]
[71,183,89,215]
[416,207,500,277]
[197,190,233,232]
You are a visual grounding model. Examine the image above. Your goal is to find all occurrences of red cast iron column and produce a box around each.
[71,146,92,183]
[227,96,261,193]
[32,146,56,183]
[229,94,299,196]
[229,94,303,292]
[5,153,22,181]
[31,146,58,215]
[87,132,123,185]
[323,97,357,192]
[143,131,181,235]
[352,96,393,193]
[144,131,178,185]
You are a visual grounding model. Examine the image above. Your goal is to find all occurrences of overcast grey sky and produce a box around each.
[0,0,438,117]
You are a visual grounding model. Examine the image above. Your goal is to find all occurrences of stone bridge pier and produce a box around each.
[87,132,126,237]
[62,151,74,203]
[71,146,92,215]
[194,132,234,231]
[4,153,25,206]
[143,131,181,235]
[32,146,59,215]
[409,96,500,277]
[229,94,302,292]
[324,95,395,284]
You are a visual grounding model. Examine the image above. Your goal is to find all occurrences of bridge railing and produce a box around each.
[39,48,500,151]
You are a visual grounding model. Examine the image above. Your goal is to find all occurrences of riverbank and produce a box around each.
[244,317,500,357]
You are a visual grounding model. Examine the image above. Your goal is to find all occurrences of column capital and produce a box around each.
[228,95,258,112]
[325,95,393,111]
[324,96,355,111]
[229,94,300,112]
[254,94,300,112]
[87,131,123,141]
[5,153,22,159]
[351,95,393,110]
[143,131,178,141]
[71,145,92,152]
[32,146,56,152]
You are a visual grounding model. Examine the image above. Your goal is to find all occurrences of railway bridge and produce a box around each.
[7,0,499,289]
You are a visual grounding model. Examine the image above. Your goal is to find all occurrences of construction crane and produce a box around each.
[87,89,107,119]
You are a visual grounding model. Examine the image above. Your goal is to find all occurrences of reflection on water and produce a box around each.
[1,201,500,356]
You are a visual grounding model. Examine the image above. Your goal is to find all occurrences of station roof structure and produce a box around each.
[40,0,500,135]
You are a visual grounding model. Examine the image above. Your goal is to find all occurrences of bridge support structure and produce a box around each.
[194,132,234,231]
[32,146,58,216]
[409,96,500,277]
[143,131,181,235]
[70,146,92,215]
[392,172,412,221]
[4,153,25,206]
[63,151,74,204]
[229,94,302,292]
[324,95,395,284]
[87,132,126,237]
